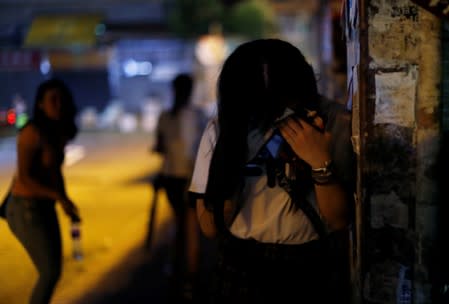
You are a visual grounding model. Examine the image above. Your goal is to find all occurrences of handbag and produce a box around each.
[0,191,11,219]
[0,180,13,219]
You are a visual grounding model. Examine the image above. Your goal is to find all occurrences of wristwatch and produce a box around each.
[311,160,335,185]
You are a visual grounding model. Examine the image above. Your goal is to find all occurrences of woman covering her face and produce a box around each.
[188,39,355,303]
[5,78,80,304]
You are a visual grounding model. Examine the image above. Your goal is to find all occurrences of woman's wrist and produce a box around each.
[55,192,67,202]
[311,159,332,170]
[311,160,335,185]
[310,154,332,169]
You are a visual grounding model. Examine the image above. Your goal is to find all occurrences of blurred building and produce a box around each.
[0,0,171,125]
[0,0,348,118]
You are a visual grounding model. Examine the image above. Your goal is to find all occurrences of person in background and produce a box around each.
[152,73,207,302]
[5,78,81,304]
[188,39,355,303]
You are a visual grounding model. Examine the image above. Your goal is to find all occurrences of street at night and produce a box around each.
[1,0,449,302]
[0,131,189,304]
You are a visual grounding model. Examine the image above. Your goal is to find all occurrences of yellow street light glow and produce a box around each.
[195,35,228,66]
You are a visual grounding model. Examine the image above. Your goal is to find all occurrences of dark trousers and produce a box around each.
[158,176,190,297]
[6,196,62,304]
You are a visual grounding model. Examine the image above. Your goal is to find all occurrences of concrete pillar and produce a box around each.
[345,0,442,303]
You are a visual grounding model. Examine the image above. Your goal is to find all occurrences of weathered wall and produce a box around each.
[345,0,442,303]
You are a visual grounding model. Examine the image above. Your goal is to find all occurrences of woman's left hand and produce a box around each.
[60,198,81,223]
[278,116,331,168]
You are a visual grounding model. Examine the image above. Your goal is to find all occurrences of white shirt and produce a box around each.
[189,118,321,244]
[157,106,205,178]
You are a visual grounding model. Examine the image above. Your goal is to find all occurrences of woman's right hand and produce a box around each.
[60,198,81,223]
[278,116,332,169]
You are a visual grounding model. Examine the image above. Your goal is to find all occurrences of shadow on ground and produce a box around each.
[74,235,218,304]
[73,174,218,304]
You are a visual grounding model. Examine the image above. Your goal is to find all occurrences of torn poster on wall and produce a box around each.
[410,0,449,20]
[374,66,419,128]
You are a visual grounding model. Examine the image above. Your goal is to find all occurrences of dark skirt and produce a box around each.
[208,232,338,304]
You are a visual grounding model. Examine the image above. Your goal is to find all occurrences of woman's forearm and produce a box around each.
[56,170,68,199]
[196,199,217,238]
[314,182,349,231]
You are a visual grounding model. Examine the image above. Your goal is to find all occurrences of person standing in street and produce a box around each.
[152,73,207,302]
[5,78,81,304]
[188,39,355,303]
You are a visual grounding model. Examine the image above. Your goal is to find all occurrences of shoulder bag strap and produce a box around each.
[275,163,328,239]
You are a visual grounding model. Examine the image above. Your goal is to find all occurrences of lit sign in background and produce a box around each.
[24,14,104,49]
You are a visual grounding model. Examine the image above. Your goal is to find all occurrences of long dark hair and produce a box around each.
[29,77,78,143]
[204,39,320,223]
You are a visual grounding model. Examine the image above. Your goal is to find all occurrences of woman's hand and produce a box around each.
[278,116,331,168]
[60,198,81,223]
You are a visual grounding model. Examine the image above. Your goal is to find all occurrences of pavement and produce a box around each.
[0,131,218,304]
[63,192,218,304]
[71,219,218,304]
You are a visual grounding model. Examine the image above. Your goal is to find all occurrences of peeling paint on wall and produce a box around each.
[374,66,418,127]
[369,0,421,64]
[352,0,443,303]
[410,0,449,21]
[371,191,409,229]
[363,225,416,303]
[364,260,408,304]
[397,264,412,304]
[416,206,438,238]
[416,129,439,205]
[366,125,416,198]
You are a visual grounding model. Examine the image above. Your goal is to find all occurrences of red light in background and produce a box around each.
[7,109,16,125]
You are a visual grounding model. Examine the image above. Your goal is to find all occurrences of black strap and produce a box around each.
[227,146,329,240]
[273,161,328,239]
[287,186,328,239]
[265,152,328,240]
